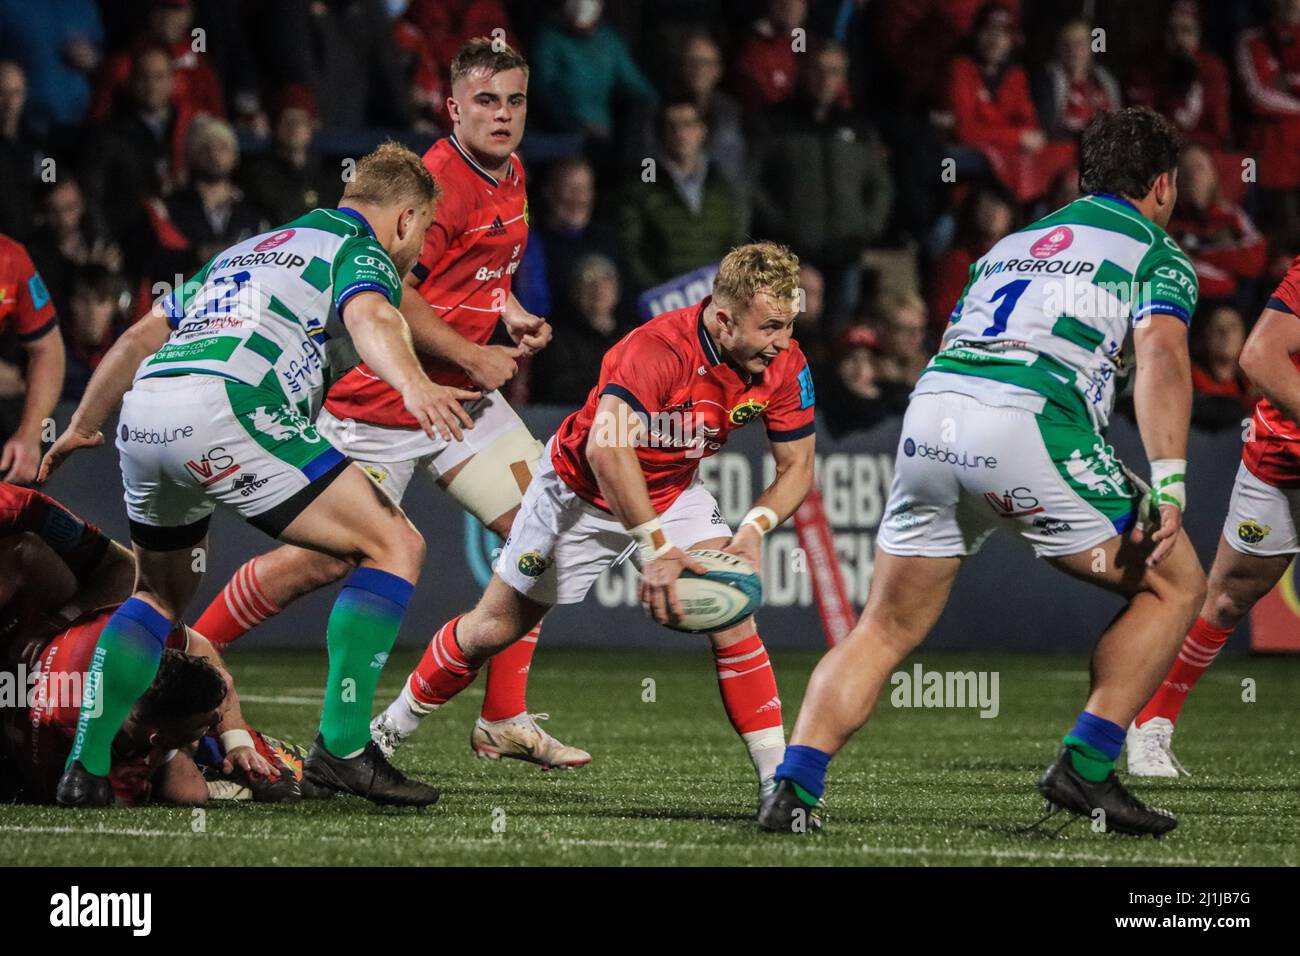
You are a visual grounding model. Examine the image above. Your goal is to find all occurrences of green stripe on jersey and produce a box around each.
[926,350,1088,422]
[301,257,331,292]
[1021,194,1154,245]
[243,332,283,363]
[1051,314,1106,352]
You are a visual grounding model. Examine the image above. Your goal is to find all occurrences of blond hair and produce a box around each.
[450,36,530,86]
[712,242,801,311]
[342,141,441,210]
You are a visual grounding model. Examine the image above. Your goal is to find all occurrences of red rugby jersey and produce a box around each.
[0,483,109,582]
[1243,257,1300,487]
[21,609,187,805]
[325,134,528,427]
[0,234,57,341]
[550,298,816,513]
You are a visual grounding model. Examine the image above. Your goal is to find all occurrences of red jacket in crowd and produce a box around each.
[90,39,224,124]
[1168,201,1269,300]
[876,0,1021,106]
[1236,25,1300,190]
[1127,48,1231,148]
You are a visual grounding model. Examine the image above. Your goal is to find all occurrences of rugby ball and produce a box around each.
[663,549,763,634]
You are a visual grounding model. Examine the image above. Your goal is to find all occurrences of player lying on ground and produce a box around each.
[189,39,587,770]
[1128,254,1300,775]
[0,607,302,806]
[760,108,1207,837]
[0,480,135,653]
[39,143,475,808]
[370,242,815,802]
[0,483,310,801]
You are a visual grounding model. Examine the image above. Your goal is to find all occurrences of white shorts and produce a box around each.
[1222,462,1300,557]
[876,391,1140,559]
[118,376,349,545]
[316,389,542,524]
[495,438,732,606]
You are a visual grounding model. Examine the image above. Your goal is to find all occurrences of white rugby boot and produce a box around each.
[470,713,592,769]
[1125,717,1189,778]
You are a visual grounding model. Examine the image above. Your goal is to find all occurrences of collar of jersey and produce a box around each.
[335,206,376,236]
[1086,192,1140,214]
[696,296,723,367]
[449,133,512,188]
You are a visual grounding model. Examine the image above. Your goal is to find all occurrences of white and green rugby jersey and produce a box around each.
[914,192,1198,429]
[139,207,403,417]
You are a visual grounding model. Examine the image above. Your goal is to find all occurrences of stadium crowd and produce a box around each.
[0,0,1297,476]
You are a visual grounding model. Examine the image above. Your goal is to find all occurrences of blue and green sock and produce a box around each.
[66,597,173,776]
[1063,711,1125,781]
[774,744,831,805]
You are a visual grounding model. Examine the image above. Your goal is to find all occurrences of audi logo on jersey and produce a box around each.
[1030,226,1074,258]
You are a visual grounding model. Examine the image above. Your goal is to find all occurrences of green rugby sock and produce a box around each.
[320,568,414,756]
[1063,735,1115,782]
[66,598,172,776]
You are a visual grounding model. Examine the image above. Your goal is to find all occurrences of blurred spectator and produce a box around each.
[871,290,930,388]
[1126,0,1230,149]
[795,262,827,369]
[83,47,192,235]
[90,0,224,123]
[0,0,102,133]
[620,100,744,294]
[819,325,911,438]
[750,41,892,323]
[0,62,43,241]
[165,116,267,271]
[530,0,656,138]
[271,0,409,130]
[948,3,1074,204]
[731,0,807,113]
[1236,0,1300,247]
[534,157,619,321]
[240,87,339,226]
[1033,20,1120,142]
[1166,145,1268,307]
[389,3,448,133]
[0,232,64,484]
[26,177,122,322]
[60,265,127,400]
[532,253,626,407]
[649,31,747,188]
[1190,303,1254,430]
[926,184,1014,340]
[407,0,515,72]
[876,0,1021,108]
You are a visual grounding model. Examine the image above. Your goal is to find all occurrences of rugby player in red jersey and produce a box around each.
[0,234,65,484]
[0,481,135,651]
[189,39,589,769]
[1128,255,1300,774]
[371,243,817,802]
[0,483,283,801]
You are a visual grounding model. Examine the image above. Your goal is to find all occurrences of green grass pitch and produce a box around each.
[3,648,1297,866]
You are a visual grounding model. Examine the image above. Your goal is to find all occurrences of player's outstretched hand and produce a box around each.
[722,525,763,578]
[468,343,524,392]
[222,745,277,783]
[36,426,103,483]
[401,379,481,442]
[639,547,709,626]
[1132,502,1182,567]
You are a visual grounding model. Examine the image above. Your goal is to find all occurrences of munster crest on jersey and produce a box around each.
[729,398,769,426]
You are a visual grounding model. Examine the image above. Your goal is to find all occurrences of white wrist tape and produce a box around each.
[628,517,673,563]
[740,506,779,536]
[1148,458,1187,512]
[220,729,255,753]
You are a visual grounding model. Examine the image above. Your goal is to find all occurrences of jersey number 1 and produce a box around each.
[981,279,1030,337]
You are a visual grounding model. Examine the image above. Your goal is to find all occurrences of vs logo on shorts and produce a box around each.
[185,446,240,487]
